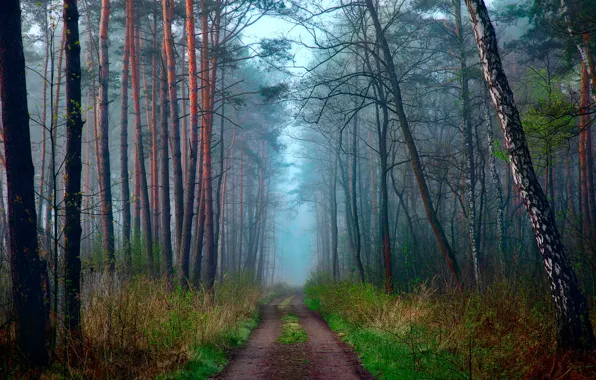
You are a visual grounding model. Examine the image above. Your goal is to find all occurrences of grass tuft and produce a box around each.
[278,313,308,345]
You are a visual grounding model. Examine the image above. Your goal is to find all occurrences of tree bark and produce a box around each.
[351,117,365,282]
[179,0,200,285]
[331,144,339,280]
[455,0,480,287]
[202,0,217,289]
[121,0,132,268]
[159,44,173,277]
[162,0,184,248]
[485,95,505,264]
[0,0,50,364]
[97,0,116,271]
[466,0,595,350]
[63,0,84,340]
[130,0,154,273]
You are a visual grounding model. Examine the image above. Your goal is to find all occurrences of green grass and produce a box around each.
[304,278,467,379]
[278,313,308,344]
[316,312,463,379]
[162,310,260,379]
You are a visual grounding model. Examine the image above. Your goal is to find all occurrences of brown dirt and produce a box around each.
[216,294,373,380]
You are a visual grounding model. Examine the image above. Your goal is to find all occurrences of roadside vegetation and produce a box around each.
[2,275,286,379]
[305,272,596,379]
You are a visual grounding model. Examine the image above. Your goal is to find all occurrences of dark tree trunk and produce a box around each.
[331,146,339,280]
[364,0,461,287]
[179,0,200,285]
[0,0,50,364]
[130,0,153,273]
[63,0,84,340]
[159,45,173,277]
[465,0,595,351]
[351,118,365,283]
[120,0,132,269]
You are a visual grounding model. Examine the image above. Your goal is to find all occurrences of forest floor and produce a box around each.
[215,293,373,380]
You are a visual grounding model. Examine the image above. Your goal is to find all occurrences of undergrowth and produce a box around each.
[2,273,271,379]
[304,272,596,379]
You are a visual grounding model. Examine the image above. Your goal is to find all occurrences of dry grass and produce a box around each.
[305,273,596,379]
[2,274,264,379]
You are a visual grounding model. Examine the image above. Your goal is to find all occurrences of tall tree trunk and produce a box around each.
[45,30,66,253]
[238,147,244,272]
[179,0,200,285]
[162,0,184,248]
[151,11,159,244]
[63,0,84,340]
[180,23,188,184]
[364,0,461,287]
[218,130,236,278]
[331,144,339,280]
[257,178,270,284]
[466,0,595,351]
[97,0,116,271]
[579,63,594,245]
[120,0,132,268]
[130,0,153,273]
[202,0,217,289]
[455,0,480,287]
[351,117,365,282]
[0,0,50,364]
[38,5,50,227]
[485,95,505,264]
[159,44,173,277]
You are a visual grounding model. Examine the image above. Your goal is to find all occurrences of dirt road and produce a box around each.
[216,294,373,380]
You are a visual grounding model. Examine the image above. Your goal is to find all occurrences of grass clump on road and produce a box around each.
[278,313,308,344]
[277,295,308,345]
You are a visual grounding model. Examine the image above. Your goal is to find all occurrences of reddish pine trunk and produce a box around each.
[0,0,50,364]
[97,0,116,270]
[162,0,184,247]
[179,0,200,285]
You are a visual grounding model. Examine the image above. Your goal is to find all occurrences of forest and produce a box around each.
[2,0,596,378]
